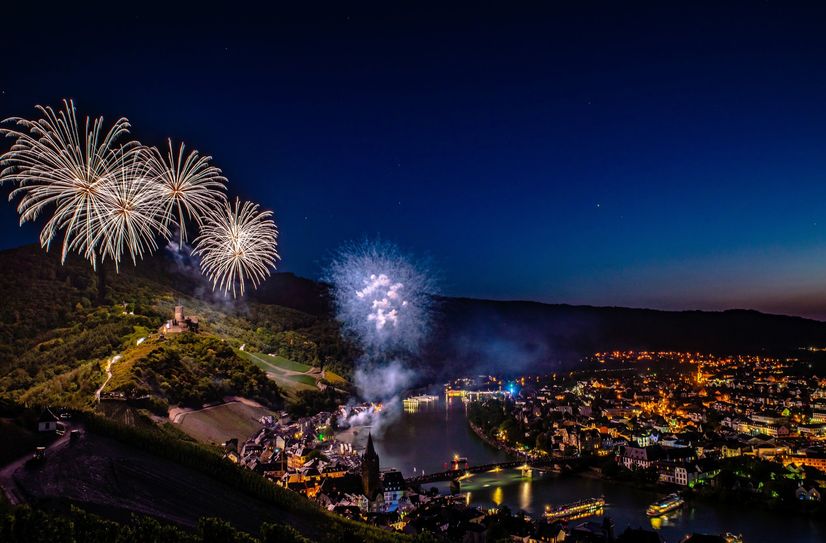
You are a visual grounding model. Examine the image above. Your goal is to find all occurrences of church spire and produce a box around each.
[366,432,377,458]
[362,432,380,499]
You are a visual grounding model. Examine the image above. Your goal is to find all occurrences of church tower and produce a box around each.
[361,432,380,499]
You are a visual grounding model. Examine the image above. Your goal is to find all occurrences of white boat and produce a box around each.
[646,493,684,517]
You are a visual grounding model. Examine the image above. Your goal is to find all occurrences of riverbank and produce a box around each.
[467,419,519,456]
[466,417,658,489]
[467,420,528,459]
[366,395,823,541]
[465,409,826,522]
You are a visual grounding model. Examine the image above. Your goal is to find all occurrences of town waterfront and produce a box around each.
[342,396,824,543]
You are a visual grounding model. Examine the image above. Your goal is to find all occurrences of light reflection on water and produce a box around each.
[520,481,531,511]
[492,486,504,506]
[339,396,824,543]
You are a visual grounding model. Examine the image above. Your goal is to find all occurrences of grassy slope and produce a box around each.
[237,351,320,398]
[259,353,312,373]
[174,401,278,444]
[0,245,357,409]
[240,351,312,373]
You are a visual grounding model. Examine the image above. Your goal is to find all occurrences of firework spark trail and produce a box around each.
[326,240,436,432]
[145,139,227,245]
[1,99,281,297]
[193,197,280,297]
[93,157,169,270]
[0,99,137,267]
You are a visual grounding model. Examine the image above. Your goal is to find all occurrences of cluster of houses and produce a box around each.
[492,351,826,502]
[218,349,826,539]
[223,410,357,493]
[222,407,469,530]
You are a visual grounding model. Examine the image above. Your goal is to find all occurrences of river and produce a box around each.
[340,396,824,543]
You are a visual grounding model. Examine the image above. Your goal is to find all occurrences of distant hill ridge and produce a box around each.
[426,296,826,375]
[245,256,826,369]
[2,243,826,381]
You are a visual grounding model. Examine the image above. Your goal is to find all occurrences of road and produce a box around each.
[95,354,122,402]
[0,423,79,505]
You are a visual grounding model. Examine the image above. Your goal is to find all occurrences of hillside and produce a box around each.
[3,242,826,398]
[3,243,826,542]
[0,403,412,543]
[0,244,357,408]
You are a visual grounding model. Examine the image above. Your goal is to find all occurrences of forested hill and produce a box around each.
[2,243,826,389]
[249,261,826,366]
[250,264,826,375]
[425,297,826,376]
[0,244,356,404]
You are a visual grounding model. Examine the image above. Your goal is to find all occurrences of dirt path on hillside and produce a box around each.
[94,354,122,402]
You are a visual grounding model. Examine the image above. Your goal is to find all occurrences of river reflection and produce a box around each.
[338,396,824,543]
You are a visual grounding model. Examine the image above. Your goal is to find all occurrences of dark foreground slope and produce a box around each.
[0,401,409,543]
[0,404,411,543]
[11,431,298,533]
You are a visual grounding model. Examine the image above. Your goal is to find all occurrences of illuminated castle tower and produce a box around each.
[159,305,199,335]
[362,432,380,499]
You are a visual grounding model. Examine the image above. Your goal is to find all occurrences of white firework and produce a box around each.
[94,157,169,270]
[326,240,435,355]
[356,273,407,331]
[0,99,137,266]
[193,197,279,297]
[145,139,227,245]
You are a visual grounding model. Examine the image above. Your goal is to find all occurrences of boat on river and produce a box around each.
[544,496,605,521]
[646,493,684,517]
[403,394,439,407]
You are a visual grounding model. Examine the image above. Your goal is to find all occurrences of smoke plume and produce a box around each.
[326,240,436,432]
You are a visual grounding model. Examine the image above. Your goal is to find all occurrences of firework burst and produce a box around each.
[94,156,169,270]
[0,99,137,266]
[327,241,437,433]
[193,197,279,297]
[325,240,436,355]
[2,99,283,298]
[145,139,227,245]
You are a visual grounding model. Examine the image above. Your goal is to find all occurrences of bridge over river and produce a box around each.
[405,457,581,485]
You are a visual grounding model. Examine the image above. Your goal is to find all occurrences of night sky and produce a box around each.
[4,3,826,318]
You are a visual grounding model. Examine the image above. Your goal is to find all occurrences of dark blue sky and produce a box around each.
[4,2,826,318]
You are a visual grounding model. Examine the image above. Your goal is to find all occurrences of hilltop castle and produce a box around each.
[159,305,199,336]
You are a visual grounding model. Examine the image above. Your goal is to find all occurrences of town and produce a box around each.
[220,350,825,542]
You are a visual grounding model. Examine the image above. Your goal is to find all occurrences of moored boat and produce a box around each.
[646,493,685,517]
[544,496,606,521]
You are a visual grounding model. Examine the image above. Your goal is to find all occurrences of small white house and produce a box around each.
[37,408,58,433]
